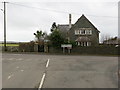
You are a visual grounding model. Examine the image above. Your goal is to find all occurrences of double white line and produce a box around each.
[38,59,50,90]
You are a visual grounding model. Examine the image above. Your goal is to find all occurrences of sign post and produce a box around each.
[61,44,72,54]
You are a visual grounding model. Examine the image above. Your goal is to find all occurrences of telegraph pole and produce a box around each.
[3,2,7,51]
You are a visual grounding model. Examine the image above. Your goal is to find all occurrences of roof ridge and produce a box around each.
[58,24,73,25]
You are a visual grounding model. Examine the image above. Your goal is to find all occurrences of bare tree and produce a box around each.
[101,34,111,43]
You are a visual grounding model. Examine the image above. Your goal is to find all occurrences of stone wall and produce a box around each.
[49,45,119,55]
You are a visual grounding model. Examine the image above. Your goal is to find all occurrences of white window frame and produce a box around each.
[85,30,92,35]
[75,30,79,35]
[84,42,86,46]
[90,30,92,34]
[86,30,89,34]
[81,42,83,46]
[79,30,81,34]
[75,28,92,35]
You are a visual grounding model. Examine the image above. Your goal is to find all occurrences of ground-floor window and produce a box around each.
[77,42,91,46]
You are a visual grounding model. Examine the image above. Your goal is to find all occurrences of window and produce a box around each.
[75,30,79,35]
[86,30,89,34]
[86,42,88,46]
[81,42,83,46]
[86,30,92,34]
[75,28,92,35]
[84,42,86,46]
[87,42,91,46]
[79,30,81,34]
[81,30,85,34]
[90,30,92,34]
[77,42,91,46]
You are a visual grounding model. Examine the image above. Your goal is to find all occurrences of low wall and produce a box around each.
[71,46,118,55]
[49,46,63,53]
[1,46,19,52]
[19,43,34,52]
[1,44,119,55]
[49,46,119,55]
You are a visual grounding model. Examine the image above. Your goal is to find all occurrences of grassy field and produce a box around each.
[0,44,19,46]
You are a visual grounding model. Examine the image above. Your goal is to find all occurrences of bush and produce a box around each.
[19,42,34,52]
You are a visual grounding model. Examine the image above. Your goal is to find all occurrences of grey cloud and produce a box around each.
[0,2,118,41]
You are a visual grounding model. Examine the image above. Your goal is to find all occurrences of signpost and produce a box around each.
[61,44,72,54]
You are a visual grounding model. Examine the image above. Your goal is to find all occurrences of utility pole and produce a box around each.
[67,14,72,43]
[3,2,7,51]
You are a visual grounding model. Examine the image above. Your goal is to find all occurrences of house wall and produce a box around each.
[69,28,99,46]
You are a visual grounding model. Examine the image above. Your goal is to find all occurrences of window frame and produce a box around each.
[75,28,92,35]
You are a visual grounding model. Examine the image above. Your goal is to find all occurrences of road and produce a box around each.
[2,53,118,88]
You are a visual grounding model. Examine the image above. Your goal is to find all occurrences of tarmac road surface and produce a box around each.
[2,53,118,88]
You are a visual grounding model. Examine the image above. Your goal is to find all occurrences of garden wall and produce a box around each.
[49,46,63,53]
[19,43,34,52]
[72,46,118,55]
[49,46,119,55]
[1,46,19,52]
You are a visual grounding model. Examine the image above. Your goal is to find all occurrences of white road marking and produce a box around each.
[38,59,50,90]
[7,74,14,79]
[46,59,50,68]
[38,73,46,90]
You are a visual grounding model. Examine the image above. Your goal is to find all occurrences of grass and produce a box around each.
[0,44,19,46]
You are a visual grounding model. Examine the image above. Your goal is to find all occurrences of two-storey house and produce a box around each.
[58,14,100,46]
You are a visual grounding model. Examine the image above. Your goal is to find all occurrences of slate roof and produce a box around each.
[57,24,72,32]
[58,14,100,33]
[70,14,100,32]
[57,24,73,38]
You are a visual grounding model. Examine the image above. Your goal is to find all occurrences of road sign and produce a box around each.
[61,44,72,48]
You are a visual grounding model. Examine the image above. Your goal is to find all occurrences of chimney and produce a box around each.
[69,14,72,28]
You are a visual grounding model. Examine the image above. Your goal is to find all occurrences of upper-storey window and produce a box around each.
[81,30,86,34]
[75,28,92,35]
[85,29,92,34]
[75,30,79,35]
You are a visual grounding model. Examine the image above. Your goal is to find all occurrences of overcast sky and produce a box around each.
[0,0,119,42]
